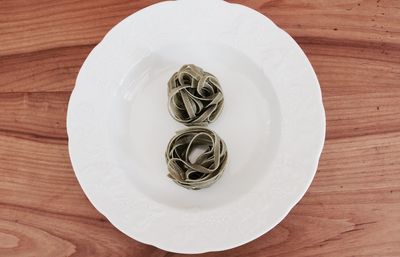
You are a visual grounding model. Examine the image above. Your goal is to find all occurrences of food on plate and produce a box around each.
[165,127,228,190]
[168,64,224,126]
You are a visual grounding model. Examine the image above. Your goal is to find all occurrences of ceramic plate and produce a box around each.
[67,0,325,253]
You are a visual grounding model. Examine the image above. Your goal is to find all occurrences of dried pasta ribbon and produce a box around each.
[168,64,224,126]
[165,127,228,190]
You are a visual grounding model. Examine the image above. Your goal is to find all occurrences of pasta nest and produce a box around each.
[165,127,228,190]
[168,64,224,126]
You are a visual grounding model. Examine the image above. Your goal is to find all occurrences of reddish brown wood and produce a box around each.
[1,0,399,256]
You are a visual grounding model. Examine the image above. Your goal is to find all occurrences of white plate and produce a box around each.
[67,0,325,253]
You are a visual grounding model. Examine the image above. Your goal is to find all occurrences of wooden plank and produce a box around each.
[0,92,69,140]
[0,0,399,256]
[303,43,400,140]
[0,0,160,56]
[232,0,400,46]
[0,46,92,93]
[0,207,147,257]
[0,132,399,256]
[0,132,99,219]
[1,0,399,94]
[2,44,400,141]
[2,0,397,57]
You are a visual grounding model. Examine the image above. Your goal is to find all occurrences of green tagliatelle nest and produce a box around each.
[165,127,228,190]
[168,64,224,126]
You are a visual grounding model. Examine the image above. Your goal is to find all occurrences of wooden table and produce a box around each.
[1,0,399,256]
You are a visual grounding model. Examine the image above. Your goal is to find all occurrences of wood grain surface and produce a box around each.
[1,0,400,256]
